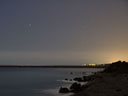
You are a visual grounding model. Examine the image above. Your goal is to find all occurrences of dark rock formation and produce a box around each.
[73,77,83,82]
[70,83,82,92]
[83,75,95,81]
[104,61,128,73]
[73,75,97,82]
[59,87,69,93]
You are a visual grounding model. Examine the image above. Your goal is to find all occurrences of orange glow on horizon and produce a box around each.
[105,53,128,63]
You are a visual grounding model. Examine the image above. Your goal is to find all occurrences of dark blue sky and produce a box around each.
[0,0,128,65]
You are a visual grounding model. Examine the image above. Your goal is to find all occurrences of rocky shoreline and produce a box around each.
[59,61,128,96]
[59,68,104,94]
[72,61,128,96]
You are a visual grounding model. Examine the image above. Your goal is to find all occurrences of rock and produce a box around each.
[73,77,83,82]
[83,75,95,82]
[83,76,88,81]
[70,83,82,92]
[70,72,73,75]
[104,61,128,74]
[59,87,69,93]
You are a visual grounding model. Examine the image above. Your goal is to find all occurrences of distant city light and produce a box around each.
[83,64,97,66]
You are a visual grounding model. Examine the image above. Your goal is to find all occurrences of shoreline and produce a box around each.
[0,65,105,68]
[58,68,104,94]
[72,73,128,96]
[70,61,128,96]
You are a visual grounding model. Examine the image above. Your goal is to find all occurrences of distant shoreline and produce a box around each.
[0,65,105,68]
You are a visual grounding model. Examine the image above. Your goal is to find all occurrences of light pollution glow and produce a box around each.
[0,0,128,65]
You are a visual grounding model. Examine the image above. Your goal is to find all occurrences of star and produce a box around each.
[29,24,32,27]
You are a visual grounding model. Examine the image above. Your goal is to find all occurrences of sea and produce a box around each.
[0,68,104,96]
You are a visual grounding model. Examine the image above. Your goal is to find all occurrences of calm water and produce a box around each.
[0,68,104,96]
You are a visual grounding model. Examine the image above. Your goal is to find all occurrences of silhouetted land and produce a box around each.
[69,61,128,96]
[0,65,106,68]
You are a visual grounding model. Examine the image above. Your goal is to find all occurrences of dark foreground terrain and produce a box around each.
[71,61,128,96]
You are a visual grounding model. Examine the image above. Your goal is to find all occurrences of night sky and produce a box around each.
[0,0,128,65]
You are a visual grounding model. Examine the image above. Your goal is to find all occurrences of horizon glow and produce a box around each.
[0,0,128,65]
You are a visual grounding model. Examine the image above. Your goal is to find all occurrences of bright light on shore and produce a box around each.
[83,64,97,66]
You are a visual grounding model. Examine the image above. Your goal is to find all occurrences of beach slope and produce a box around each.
[72,61,128,96]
